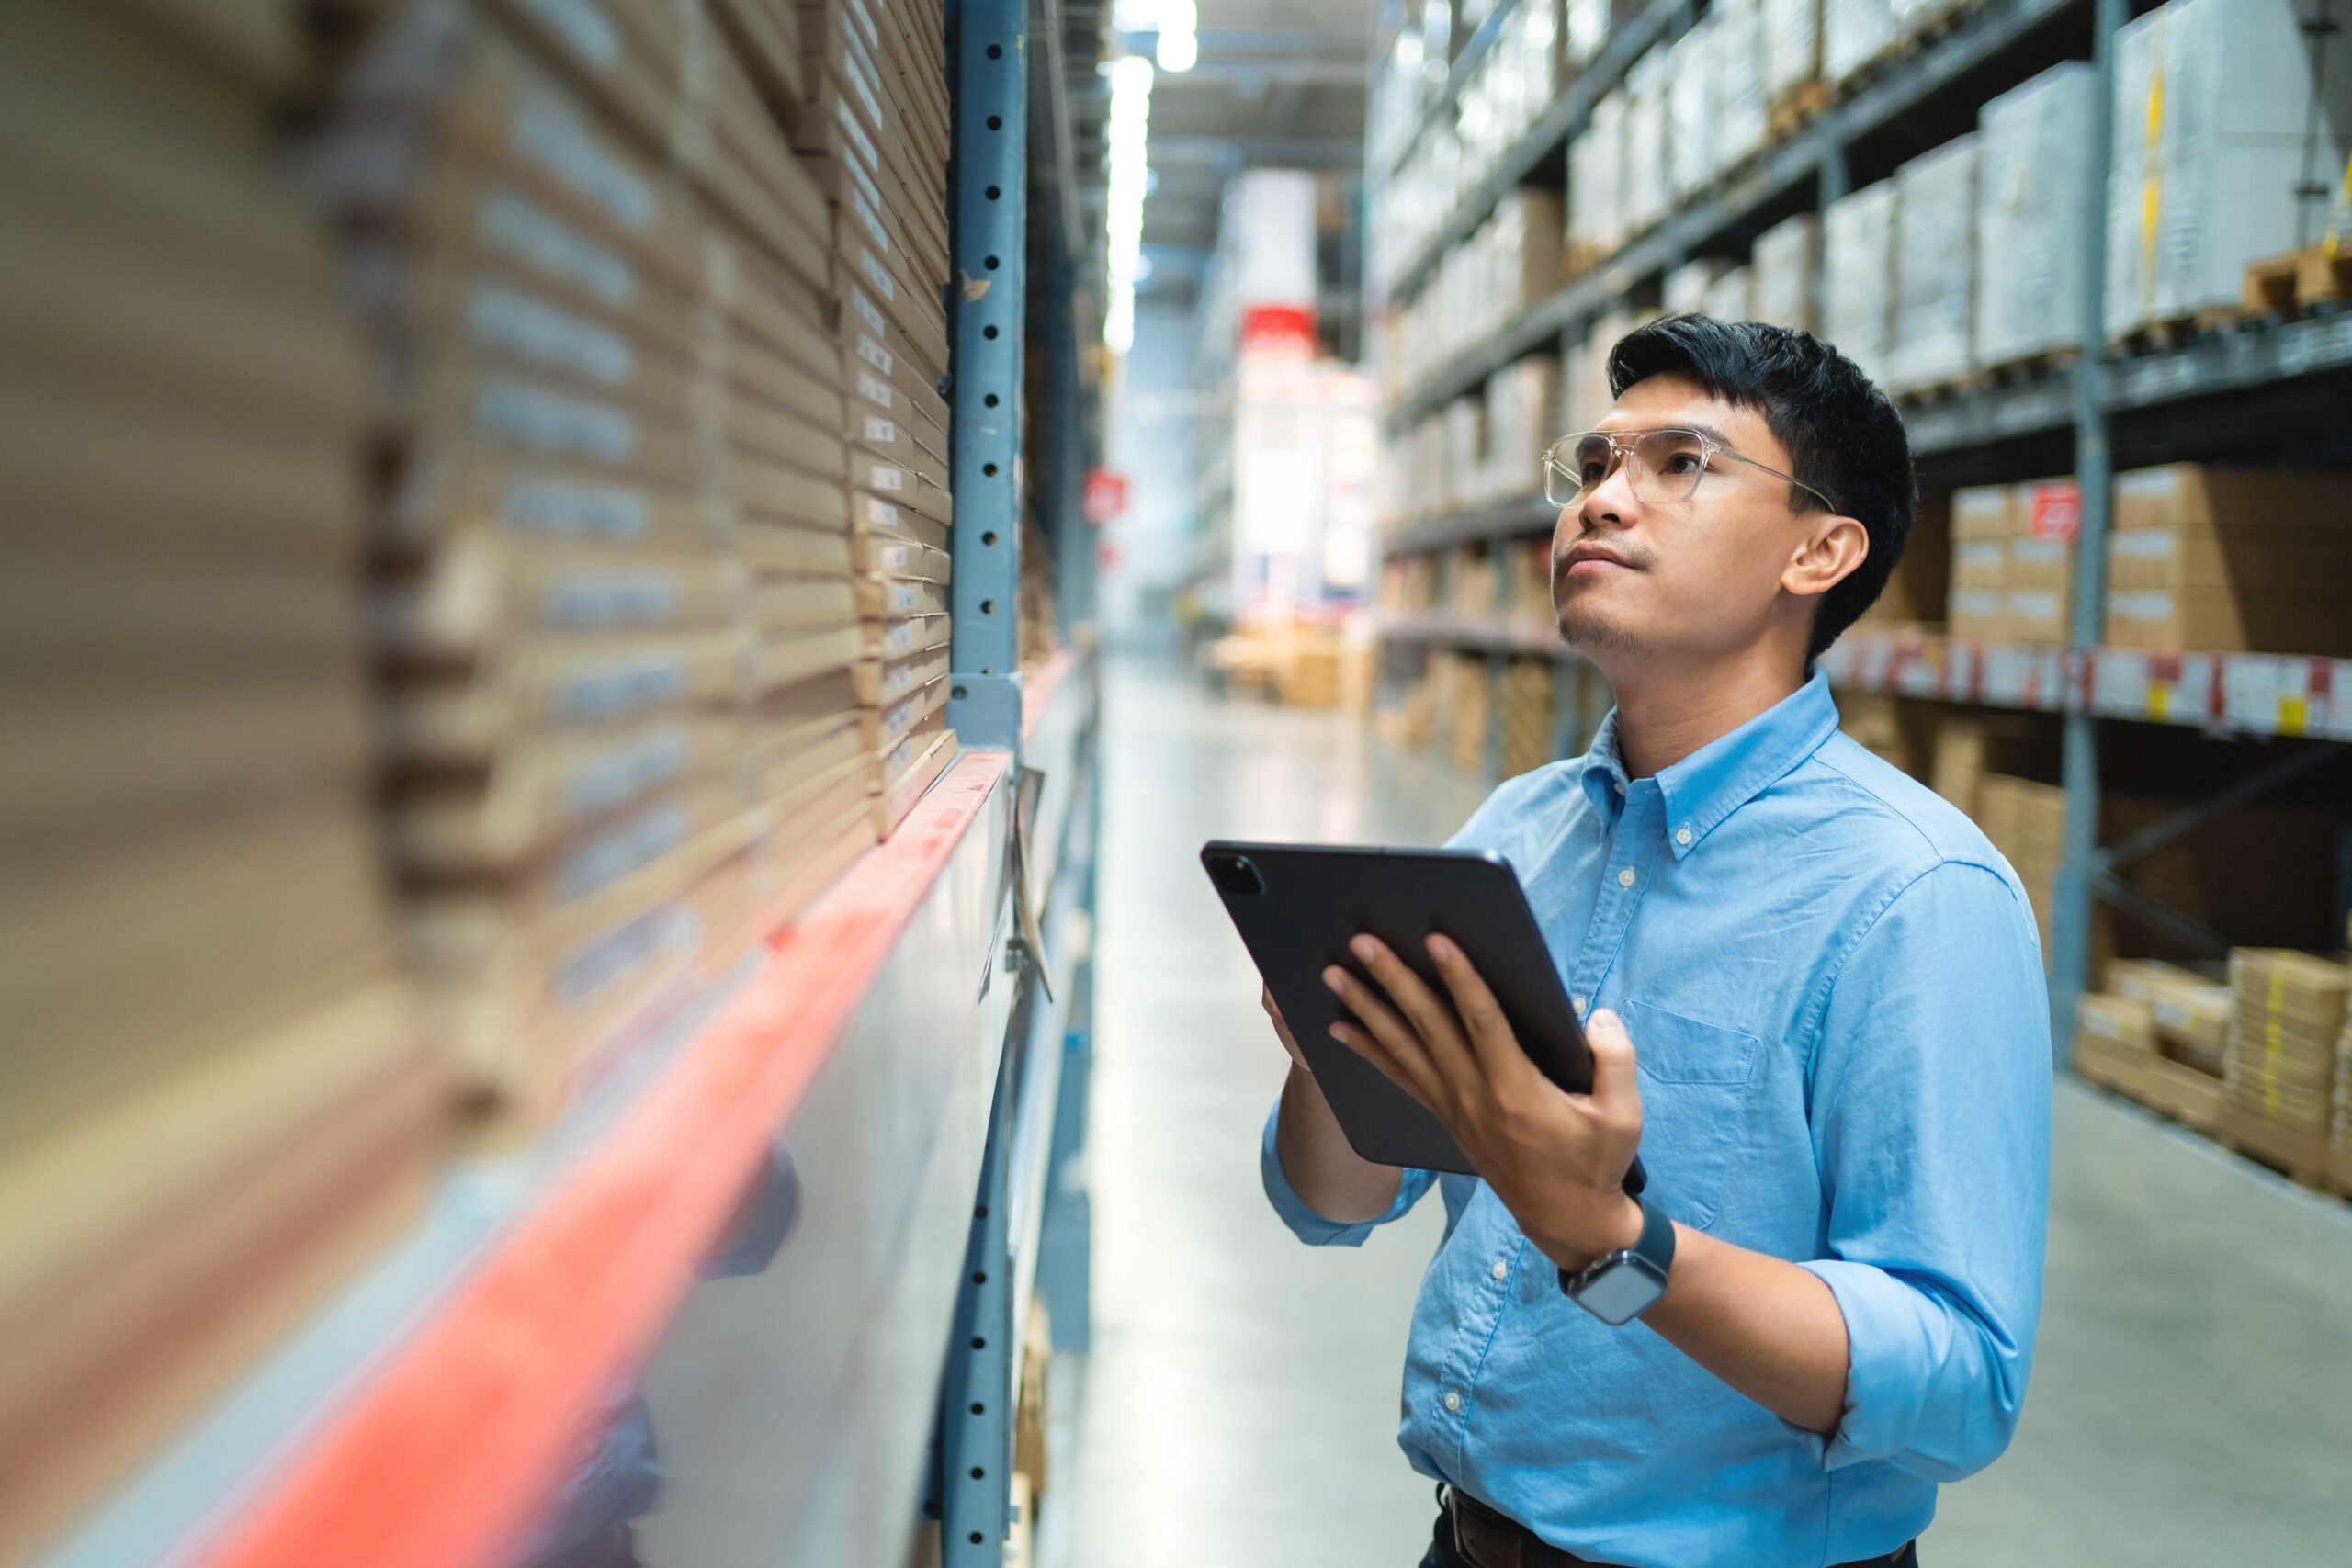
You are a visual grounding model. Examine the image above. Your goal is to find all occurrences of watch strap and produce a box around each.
[1558,1194,1675,1297]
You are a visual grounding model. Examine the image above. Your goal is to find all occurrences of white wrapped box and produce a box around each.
[1666,258,1736,316]
[1976,62,2098,367]
[2105,0,2352,338]
[1822,179,1900,387]
[1714,0,1770,173]
[1572,91,1627,264]
[1824,0,1897,84]
[1484,357,1562,499]
[1752,212,1821,329]
[1764,0,1825,105]
[1624,49,1674,235]
[1668,19,1718,198]
[1890,134,1979,391]
[1565,310,1642,432]
[1705,265,1757,322]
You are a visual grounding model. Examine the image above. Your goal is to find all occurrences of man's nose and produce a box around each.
[1579,464,1641,529]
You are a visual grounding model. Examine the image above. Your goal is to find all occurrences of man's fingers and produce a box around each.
[1425,935,1534,1085]
[1348,936,1479,1085]
[1325,964,1447,1106]
[1583,1008,1642,1122]
[1330,1021,1438,1114]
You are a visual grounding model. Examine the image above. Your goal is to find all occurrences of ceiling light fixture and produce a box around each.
[1102,53,1155,355]
[1155,0,1198,73]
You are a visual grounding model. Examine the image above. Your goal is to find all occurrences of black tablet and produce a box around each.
[1204,839,1645,1193]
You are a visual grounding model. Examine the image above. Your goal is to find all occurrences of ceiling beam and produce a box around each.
[1146,134,1363,169]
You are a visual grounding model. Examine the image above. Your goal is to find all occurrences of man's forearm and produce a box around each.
[1642,1228,1850,1438]
[1273,1064,1404,1224]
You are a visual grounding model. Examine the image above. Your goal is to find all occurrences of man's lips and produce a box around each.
[1558,545,1639,575]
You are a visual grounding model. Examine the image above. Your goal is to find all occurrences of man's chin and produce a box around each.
[1555,604,1644,659]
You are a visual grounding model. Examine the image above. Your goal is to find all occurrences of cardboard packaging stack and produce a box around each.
[1665,258,1737,318]
[1455,356,1559,509]
[1855,491,1949,628]
[1510,538,1555,622]
[0,6,442,1555]
[1975,774,2065,958]
[1568,0,1652,67]
[2223,949,2351,1180]
[1823,0,1899,84]
[1438,652,1492,773]
[1623,48,1675,238]
[1945,479,2080,644]
[2103,463,2352,655]
[2108,959,2234,1077]
[1501,660,1557,778]
[1667,18,1717,203]
[2108,0,2352,340]
[300,0,838,1122]
[1703,266,1756,325]
[1887,133,1979,393]
[1839,693,1937,777]
[783,0,960,835]
[1751,213,1822,331]
[1821,180,1899,389]
[1763,0,1826,112]
[1974,63,2096,368]
[1712,0,1770,174]
[1569,90,1627,268]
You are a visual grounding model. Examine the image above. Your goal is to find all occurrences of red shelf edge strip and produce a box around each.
[189,750,1013,1568]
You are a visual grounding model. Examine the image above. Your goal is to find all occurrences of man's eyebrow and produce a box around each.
[1683,422,1734,447]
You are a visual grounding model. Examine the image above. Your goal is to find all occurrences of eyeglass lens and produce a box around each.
[1547,430,1711,507]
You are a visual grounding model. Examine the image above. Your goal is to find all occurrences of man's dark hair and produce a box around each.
[1605,313,1917,660]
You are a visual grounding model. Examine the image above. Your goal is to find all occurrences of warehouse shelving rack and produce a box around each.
[34,4,1101,1566]
[1370,0,2352,1049]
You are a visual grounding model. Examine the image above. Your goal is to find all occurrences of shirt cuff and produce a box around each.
[1791,1258,1934,1471]
[1259,1100,1421,1247]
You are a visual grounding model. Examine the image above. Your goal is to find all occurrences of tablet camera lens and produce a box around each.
[1210,854,1264,897]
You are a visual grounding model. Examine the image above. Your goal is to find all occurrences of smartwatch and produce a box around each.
[1560,1196,1676,1325]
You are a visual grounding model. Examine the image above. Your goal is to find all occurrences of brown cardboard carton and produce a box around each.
[2104,586,2352,656]
[2106,525,2352,592]
[2110,462,2346,532]
[1951,537,2007,590]
[2105,959,2232,1075]
[1951,484,2009,540]
[2001,587,2069,646]
[2004,535,2074,592]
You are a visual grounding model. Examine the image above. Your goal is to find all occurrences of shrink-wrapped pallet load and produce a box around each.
[1975,63,2098,368]
[1888,134,1980,392]
[1821,179,1900,388]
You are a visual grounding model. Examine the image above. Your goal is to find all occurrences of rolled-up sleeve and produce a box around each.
[1794,861,2052,1481]
[1260,1100,1434,1246]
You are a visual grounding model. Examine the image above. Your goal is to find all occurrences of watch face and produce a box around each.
[1575,1257,1668,1326]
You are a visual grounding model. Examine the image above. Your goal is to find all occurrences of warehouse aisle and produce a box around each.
[1064,659,2352,1568]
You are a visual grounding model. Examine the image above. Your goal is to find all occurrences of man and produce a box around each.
[1261,316,2051,1568]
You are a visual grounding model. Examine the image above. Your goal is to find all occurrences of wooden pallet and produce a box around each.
[2107,306,2245,356]
[1767,78,1833,142]
[1894,368,1994,406]
[2241,242,2352,321]
[1976,345,2082,387]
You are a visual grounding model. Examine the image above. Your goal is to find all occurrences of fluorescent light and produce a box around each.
[1102,54,1155,355]
[1155,0,1197,73]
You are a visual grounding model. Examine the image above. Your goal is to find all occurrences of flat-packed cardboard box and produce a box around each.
[2104,586,2352,656]
[2112,462,2346,531]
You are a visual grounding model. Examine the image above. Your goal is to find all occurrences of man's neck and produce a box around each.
[1606,649,1807,780]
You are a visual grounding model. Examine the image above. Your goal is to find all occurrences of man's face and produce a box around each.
[1551,374,1826,671]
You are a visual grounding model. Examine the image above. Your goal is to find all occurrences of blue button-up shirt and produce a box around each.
[1262,671,2052,1567]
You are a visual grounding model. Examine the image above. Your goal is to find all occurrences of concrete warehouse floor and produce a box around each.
[1059,656,2352,1568]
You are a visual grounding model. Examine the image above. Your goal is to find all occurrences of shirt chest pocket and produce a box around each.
[1616,998,1760,1234]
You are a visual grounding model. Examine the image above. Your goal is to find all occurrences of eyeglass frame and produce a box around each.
[1543,427,1839,515]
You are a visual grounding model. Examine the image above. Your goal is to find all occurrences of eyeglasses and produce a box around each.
[1543,428,1838,513]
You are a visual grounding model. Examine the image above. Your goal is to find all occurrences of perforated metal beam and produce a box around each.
[947,0,1028,747]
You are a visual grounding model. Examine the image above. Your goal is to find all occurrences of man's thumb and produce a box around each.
[1584,1008,1638,1107]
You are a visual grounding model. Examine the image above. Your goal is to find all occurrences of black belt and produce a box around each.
[1443,1486,1919,1568]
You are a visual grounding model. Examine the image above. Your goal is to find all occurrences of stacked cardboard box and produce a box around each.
[1928,713,2052,819]
[1821,180,1899,389]
[0,6,440,1555]
[300,0,883,1122]
[1510,539,1555,623]
[1751,213,1821,332]
[1500,660,1557,778]
[1664,258,1736,318]
[1666,19,1716,204]
[1855,491,1949,628]
[1823,0,1898,84]
[2223,949,2350,1179]
[1976,774,2066,957]
[785,0,959,836]
[1763,0,1826,110]
[2108,959,2233,1077]
[1569,90,1627,267]
[1944,479,2079,644]
[1839,693,1936,777]
[1448,544,1499,618]
[1623,48,1675,238]
[1887,134,1979,393]
[2071,992,2161,1100]
[2107,0,2352,340]
[1439,652,1491,773]
[2104,464,2352,655]
[1974,63,2096,368]
[1702,265,1756,325]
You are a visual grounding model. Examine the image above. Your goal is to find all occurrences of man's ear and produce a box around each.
[1782,515,1870,602]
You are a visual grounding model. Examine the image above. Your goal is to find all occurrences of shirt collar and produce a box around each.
[1580,669,1842,859]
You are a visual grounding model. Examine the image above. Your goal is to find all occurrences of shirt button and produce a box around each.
[1617,867,1636,888]
[1611,779,1626,796]
[1443,1391,1464,1414]
[1676,826,1692,847]
[1491,1258,1510,1281]
[1572,993,1589,1016]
